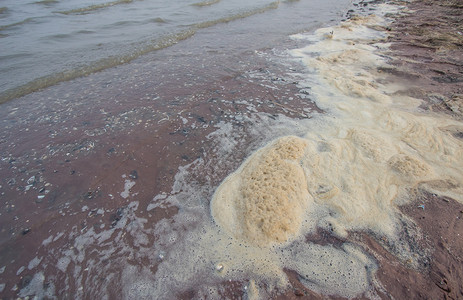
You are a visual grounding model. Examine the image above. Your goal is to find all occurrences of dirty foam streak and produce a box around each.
[17,2,463,299]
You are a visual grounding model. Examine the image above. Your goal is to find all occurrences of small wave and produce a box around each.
[111,20,138,27]
[150,17,167,24]
[0,17,34,31]
[0,52,30,61]
[76,29,95,34]
[34,0,59,5]
[191,0,220,7]
[194,1,280,29]
[45,33,72,40]
[0,1,281,103]
[0,29,196,104]
[56,0,134,15]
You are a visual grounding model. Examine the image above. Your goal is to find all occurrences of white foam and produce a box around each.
[28,256,42,270]
[120,179,135,199]
[16,266,24,276]
[18,272,55,299]
[57,256,71,273]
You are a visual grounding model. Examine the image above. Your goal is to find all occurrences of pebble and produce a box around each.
[27,176,36,185]
[215,263,224,272]
[129,170,138,180]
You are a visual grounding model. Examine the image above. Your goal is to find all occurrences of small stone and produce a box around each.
[129,170,138,180]
[22,228,30,235]
[27,176,36,185]
[110,207,124,227]
[215,263,224,272]
[20,275,32,288]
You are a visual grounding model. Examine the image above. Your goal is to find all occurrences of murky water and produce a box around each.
[0,0,351,103]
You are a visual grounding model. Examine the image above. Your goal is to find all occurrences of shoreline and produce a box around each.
[0,0,462,299]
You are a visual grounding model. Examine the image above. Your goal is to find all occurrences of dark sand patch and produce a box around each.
[386,0,463,119]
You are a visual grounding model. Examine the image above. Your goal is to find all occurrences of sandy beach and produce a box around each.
[0,0,462,299]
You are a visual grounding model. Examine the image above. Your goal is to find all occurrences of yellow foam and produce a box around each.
[211,136,310,246]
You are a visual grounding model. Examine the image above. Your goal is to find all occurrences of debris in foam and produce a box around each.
[215,263,224,273]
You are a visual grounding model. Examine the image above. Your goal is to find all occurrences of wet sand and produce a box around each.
[0,18,319,297]
[0,0,462,299]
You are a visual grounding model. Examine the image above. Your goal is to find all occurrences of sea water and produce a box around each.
[0,0,351,103]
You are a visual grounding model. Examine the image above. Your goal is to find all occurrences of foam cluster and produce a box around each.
[211,136,310,246]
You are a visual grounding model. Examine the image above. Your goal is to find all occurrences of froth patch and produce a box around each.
[300,132,400,238]
[388,154,433,180]
[283,243,376,298]
[211,136,310,246]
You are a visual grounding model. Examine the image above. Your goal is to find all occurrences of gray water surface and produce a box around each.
[0,0,352,103]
